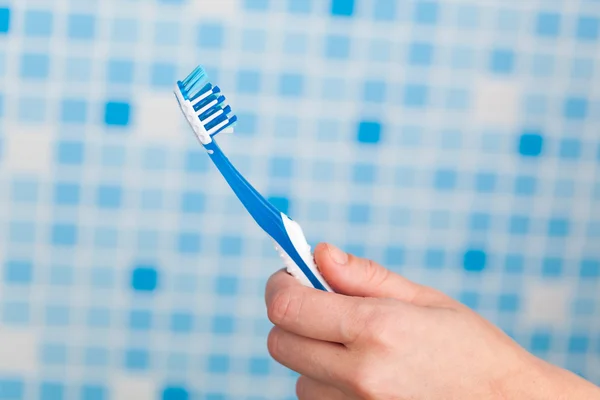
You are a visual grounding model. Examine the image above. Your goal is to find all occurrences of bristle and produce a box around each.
[176,64,237,141]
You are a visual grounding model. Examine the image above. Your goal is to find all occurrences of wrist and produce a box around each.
[499,355,600,400]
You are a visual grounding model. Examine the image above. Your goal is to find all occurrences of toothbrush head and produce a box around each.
[174,65,237,145]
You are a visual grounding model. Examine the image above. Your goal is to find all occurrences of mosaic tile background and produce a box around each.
[0,0,599,398]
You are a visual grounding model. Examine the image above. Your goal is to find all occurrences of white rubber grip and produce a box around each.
[274,213,333,292]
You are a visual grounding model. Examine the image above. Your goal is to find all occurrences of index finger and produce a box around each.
[265,270,373,345]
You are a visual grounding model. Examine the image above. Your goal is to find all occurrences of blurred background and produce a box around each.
[0,0,599,399]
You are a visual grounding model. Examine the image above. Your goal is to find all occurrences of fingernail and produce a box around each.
[327,244,348,265]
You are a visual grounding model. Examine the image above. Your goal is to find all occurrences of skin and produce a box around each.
[264,243,600,400]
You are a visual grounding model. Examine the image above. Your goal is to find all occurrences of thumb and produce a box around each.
[314,243,449,307]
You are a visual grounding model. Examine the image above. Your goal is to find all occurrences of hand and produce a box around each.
[265,243,600,399]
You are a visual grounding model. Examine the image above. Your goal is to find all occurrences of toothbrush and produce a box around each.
[174,65,333,292]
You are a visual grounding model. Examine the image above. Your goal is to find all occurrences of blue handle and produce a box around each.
[203,140,329,291]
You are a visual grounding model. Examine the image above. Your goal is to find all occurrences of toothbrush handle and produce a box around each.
[276,212,333,292]
[203,140,333,292]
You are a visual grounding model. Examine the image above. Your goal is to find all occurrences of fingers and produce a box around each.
[314,243,449,307]
[268,326,350,383]
[265,270,376,344]
[296,376,349,400]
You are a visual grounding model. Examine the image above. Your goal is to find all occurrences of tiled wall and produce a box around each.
[0,0,599,399]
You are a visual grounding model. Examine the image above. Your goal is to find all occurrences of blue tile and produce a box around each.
[162,387,189,400]
[60,98,87,124]
[268,196,290,214]
[536,12,560,37]
[51,224,78,246]
[269,157,293,178]
[125,349,149,370]
[180,191,205,213]
[219,236,243,256]
[463,249,487,272]
[151,62,176,87]
[279,73,304,96]
[111,18,137,42]
[283,33,307,54]
[434,169,457,190]
[514,175,536,196]
[197,23,224,48]
[330,0,354,17]
[542,258,563,277]
[352,163,377,184]
[80,385,106,400]
[94,228,118,248]
[54,183,80,205]
[96,185,122,209]
[154,21,179,45]
[107,59,134,84]
[235,111,257,135]
[177,232,201,254]
[469,213,490,231]
[568,334,589,353]
[249,357,270,375]
[347,204,370,224]
[576,16,599,40]
[86,308,110,328]
[170,312,193,333]
[9,221,35,243]
[83,348,108,367]
[24,10,53,36]
[325,35,350,59]
[518,132,544,156]
[104,101,131,126]
[564,97,588,120]
[184,150,209,173]
[215,276,239,296]
[41,343,67,365]
[20,53,50,79]
[0,378,24,399]
[45,305,70,326]
[459,291,479,309]
[571,58,594,79]
[129,310,152,330]
[236,69,261,94]
[40,382,64,400]
[498,294,519,312]
[287,0,311,14]
[403,84,429,107]
[530,331,552,354]
[363,80,386,103]
[244,0,269,11]
[67,14,96,39]
[0,8,8,34]
[373,0,396,21]
[548,218,569,237]
[357,121,382,144]
[509,215,529,235]
[504,254,524,274]
[65,57,92,82]
[474,172,497,192]
[4,260,33,284]
[414,1,439,25]
[559,139,581,159]
[208,354,229,373]
[212,315,235,334]
[490,49,515,74]
[424,249,445,268]
[580,259,600,278]
[408,42,434,66]
[131,266,158,292]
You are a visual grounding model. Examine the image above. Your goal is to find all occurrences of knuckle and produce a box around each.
[266,327,282,360]
[295,376,310,399]
[350,301,392,344]
[267,288,303,326]
[346,361,381,398]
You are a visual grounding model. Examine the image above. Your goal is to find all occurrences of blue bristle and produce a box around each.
[204,113,228,131]
[193,94,218,113]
